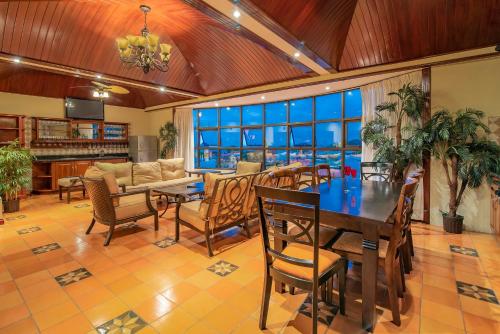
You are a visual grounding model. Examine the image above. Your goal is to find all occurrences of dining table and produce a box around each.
[274,178,403,332]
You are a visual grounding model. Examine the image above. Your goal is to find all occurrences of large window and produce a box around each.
[194,88,362,176]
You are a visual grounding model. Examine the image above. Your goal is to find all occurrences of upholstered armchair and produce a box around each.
[81,177,158,246]
[176,173,254,256]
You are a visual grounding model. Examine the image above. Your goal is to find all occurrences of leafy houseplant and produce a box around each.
[362,83,426,181]
[419,108,500,233]
[0,140,34,213]
[159,122,178,159]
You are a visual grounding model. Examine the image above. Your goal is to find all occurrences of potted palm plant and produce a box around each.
[158,122,178,159]
[0,140,34,213]
[420,108,500,233]
[362,83,426,181]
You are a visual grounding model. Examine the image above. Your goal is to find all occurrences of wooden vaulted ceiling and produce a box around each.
[0,0,499,109]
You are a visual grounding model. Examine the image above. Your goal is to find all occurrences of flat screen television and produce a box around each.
[65,97,104,120]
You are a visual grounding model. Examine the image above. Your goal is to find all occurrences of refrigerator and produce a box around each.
[129,136,158,162]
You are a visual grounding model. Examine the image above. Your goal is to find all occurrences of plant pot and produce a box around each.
[442,214,464,234]
[2,199,20,213]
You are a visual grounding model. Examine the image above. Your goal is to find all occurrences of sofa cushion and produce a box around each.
[83,167,120,205]
[84,166,106,178]
[158,158,185,181]
[95,162,132,186]
[132,162,162,186]
[236,161,261,174]
[179,200,207,231]
[115,193,157,220]
[126,176,201,191]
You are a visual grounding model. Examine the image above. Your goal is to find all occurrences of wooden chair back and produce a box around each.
[361,162,393,182]
[315,164,332,185]
[245,171,275,218]
[269,168,297,190]
[81,177,116,223]
[293,166,316,189]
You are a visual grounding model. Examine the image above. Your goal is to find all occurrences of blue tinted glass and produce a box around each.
[315,151,342,178]
[194,130,199,147]
[345,89,362,118]
[199,149,218,168]
[220,150,240,168]
[315,122,341,148]
[346,121,361,146]
[289,98,313,123]
[345,150,361,178]
[289,150,313,166]
[193,109,198,128]
[316,93,341,120]
[220,128,240,147]
[200,130,218,146]
[242,105,263,125]
[195,150,199,168]
[220,107,240,126]
[265,126,287,148]
[290,126,312,147]
[265,102,287,124]
[265,150,287,167]
[241,150,263,163]
[243,128,263,147]
[198,108,218,127]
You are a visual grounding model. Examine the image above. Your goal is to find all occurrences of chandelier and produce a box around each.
[115,5,172,73]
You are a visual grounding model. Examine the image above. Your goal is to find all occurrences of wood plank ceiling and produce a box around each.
[0,0,498,108]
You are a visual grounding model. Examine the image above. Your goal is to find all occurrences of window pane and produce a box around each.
[315,150,342,178]
[290,150,313,166]
[345,89,362,118]
[200,130,218,147]
[193,109,198,128]
[290,126,312,147]
[242,105,263,125]
[265,126,287,148]
[290,98,313,123]
[316,93,341,120]
[265,150,287,168]
[220,150,240,169]
[241,150,263,163]
[194,150,199,168]
[315,122,341,148]
[220,107,240,126]
[243,128,263,147]
[194,129,199,147]
[198,108,218,128]
[199,149,218,168]
[346,121,361,146]
[345,150,361,178]
[220,128,240,147]
[265,101,287,124]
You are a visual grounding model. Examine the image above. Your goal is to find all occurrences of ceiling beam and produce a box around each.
[145,46,499,111]
[0,53,201,99]
[196,0,330,75]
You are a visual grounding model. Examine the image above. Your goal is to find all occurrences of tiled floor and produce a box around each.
[1,194,499,333]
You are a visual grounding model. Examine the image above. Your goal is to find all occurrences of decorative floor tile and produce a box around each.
[298,294,339,326]
[154,237,177,248]
[207,260,238,277]
[6,214,27,221]
[456,281,499,304]
[450,245,479,257]
[74,203,90,208]
[55,267,92,287]
[96,310,147,334]
[32,242,61,254]
[17,226,41,234]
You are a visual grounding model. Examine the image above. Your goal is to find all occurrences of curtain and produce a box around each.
[360,71,424,219]
[174,107,194,170]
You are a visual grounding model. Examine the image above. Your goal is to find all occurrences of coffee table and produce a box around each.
[152,182,205,217]
[185,169,234,181]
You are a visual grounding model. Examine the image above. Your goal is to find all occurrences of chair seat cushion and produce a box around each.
[273,243,341,281]
[57,177,82,187]
[331,232,389,258]
[178,200,207,231]
[115,193,157,220]
[288,225,339,247]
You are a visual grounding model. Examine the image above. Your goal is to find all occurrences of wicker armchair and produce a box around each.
[81,177,158,246]
[176,173,255,256]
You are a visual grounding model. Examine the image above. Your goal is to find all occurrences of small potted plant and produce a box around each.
[420,108,500,233]
[158,122,178,159]
[0,140,34,213]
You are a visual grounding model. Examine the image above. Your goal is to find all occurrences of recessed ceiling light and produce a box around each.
[214,102,219,107]
[260,95,266,100]
[96,74,102,79]
[159,87,166,92]
[293,52,300,58]
[233,9,241,18]
[12,57,21,63]
[325,86,331,90]
[92,91,99,98]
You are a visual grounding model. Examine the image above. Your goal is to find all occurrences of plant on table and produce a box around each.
[362,83,426,181]
[0,139,35,213]
[159,122,178,159]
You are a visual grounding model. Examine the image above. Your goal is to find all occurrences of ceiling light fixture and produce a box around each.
[293,52,300,58]
[12,57,21,63]
[93,90,109,99]
[159,87,166,92]
[325,86,331,90]
[260,95,266,100]
[116,5,172,73]
[96,74,102,79]
[233,9,241,18]
[214,102,219,107]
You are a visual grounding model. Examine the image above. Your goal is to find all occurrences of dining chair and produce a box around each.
[404,168,425,261]
[293,166,316,189]
[331,178,418,326]
[315,164,332,185]
[360,162,393,182]
[255,185,346,334]
[269,168,297,190]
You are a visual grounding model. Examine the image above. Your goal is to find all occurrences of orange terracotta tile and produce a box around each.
[83,297,129,327]
[106,274,143,294]
[421,284,460,308]
[203,302,250,334]
[151,307,197,333]
[32,300,80,330]
[421,299,464,330]
[161,281,200,304]
[133,294,176,323]
[0,291,23,311]
[41,314,93,334]
[117,283,157,307]
[180,291,222,319]
[0,281,17,296]
[70,285,115,310]
[0,304,30,329]
[419,316,465,334]
[0,317,38,334]
[207,278,243,300]
[14,270,52,288]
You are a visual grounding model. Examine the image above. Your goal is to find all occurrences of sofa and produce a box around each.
[85,158,201,190]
